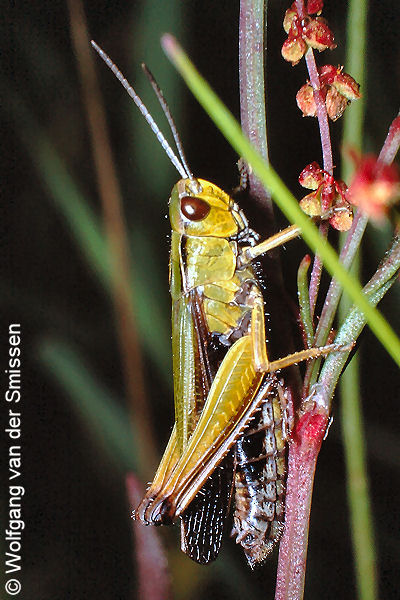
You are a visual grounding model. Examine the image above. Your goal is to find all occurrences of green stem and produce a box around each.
[319,235,400,399]
[238,0,271,212]
[297,255,314,349]
[340,1,378,598]
[340,360,377,600]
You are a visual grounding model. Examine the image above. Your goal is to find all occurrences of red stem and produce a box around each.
[276,409,329,600]
[295,1,334,316]
[306,44,333,316]
[276,3,336,599]
[377,113,400,167]
[304,50,334,178]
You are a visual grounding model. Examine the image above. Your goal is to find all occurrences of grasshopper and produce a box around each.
[92,41,339,567]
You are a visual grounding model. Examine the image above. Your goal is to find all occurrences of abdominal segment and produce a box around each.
[232,381,289,568]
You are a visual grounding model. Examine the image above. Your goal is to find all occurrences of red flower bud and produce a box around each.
[332,71,361,101]
[325,86,349,121]
[303,17,336,51]
[335,179,348,200]
[296,84,317,116]
[300,191,322,216]
[299,162,324,189]
[329,201,353,231]
[283,3,298,34]
[318,64,339,85]
[306,0,324,15]
[282,35,307,65]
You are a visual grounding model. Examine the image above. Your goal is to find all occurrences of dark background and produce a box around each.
[2,1,400,599]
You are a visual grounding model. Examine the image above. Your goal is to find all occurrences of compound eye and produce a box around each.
[180,196,210,221]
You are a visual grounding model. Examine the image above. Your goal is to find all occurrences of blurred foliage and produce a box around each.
[1,1,399,599]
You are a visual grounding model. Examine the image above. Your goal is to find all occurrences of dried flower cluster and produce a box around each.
[282,1,335,66]
[298,162,353,231]
[282,1,399,223]
[296,65,360,121]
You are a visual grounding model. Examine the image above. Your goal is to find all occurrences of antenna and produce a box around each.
[91,40,189,180]
[141,64,194,181]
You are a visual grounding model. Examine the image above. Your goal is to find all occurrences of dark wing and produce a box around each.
[181,451,234,564]
[179,289,234,564]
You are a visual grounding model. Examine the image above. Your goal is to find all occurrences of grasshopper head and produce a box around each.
[170,178,247,238]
